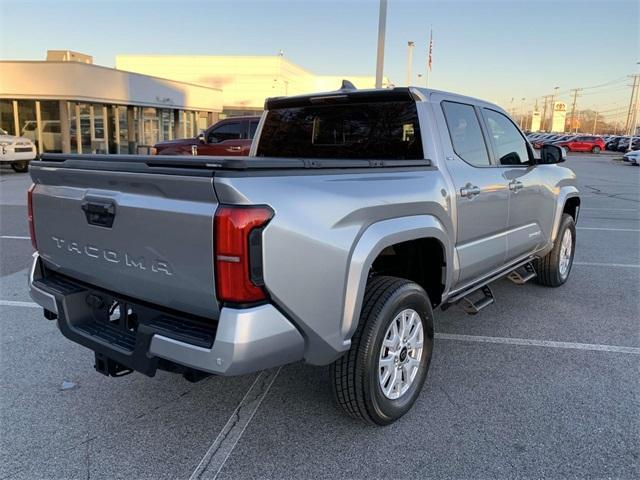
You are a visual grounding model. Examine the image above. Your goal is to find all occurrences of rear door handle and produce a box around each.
[509,180,524,192]
[460,184,481,198]
[226,146,242,152]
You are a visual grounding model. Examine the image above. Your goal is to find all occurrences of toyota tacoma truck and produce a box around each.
[28,86,580,425]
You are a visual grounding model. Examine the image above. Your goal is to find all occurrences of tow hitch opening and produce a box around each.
[94,352,133,377]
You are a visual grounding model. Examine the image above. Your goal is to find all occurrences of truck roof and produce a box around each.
[265,86,505,114]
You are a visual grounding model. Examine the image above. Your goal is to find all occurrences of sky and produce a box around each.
[0,0,638,120]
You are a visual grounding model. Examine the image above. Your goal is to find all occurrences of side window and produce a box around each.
[249,120,259,139]
[207,122,241,143]
[441,101,490,167]
[482,109,531,166]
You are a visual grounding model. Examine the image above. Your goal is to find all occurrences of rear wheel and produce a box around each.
[535,213,576,287]
[331,276,434,425]
[10,161,29,172]
[592,146,601,153]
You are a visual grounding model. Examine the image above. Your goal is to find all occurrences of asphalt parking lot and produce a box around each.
[1,153,638,480]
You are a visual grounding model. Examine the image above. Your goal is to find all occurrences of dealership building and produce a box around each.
[116,54,391,117]
[0,50,387,155]
[1,51,223,155]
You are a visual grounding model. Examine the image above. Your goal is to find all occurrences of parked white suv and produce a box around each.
[0,128,37,172]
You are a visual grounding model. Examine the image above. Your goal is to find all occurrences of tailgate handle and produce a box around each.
[81,200,116,228]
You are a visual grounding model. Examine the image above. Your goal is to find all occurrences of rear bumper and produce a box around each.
[29,254,304,376]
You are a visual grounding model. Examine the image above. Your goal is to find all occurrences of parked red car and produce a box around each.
[554,135,605,153]
[152,116,260,156]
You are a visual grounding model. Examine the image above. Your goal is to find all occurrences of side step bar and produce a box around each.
[442,257,537,315]
[507,262,537,285]
[457,285,494,315]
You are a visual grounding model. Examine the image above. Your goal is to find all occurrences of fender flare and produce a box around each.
[340,215,452,346]
[551,186,580,242]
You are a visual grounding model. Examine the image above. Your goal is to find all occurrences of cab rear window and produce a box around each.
[256,101,423,160]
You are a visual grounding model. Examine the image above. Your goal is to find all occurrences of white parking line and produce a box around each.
[435,333,640,355]
[581,207,637,211]
[0,300,39,308]
[574,261,640,268]
[0,235,30,240]
[189,367,281,480]
[577,227,640,232]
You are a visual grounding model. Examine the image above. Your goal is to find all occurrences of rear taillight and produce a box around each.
[214,205,273,304]
[27,183,37,250]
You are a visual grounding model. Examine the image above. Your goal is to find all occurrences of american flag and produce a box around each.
[428,29,433,72]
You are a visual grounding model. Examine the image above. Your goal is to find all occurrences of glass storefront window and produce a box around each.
[142,107,159,146]
[17,100,38,150]
[161,109,174,141]
[71,104,88,153]
[116,107,129,154]
[39,101,62,153]
[0,100,16,135]
[185,111,193,137]
[92,105,107,153]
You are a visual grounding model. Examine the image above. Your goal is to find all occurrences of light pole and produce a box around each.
[550,86,559,132]
[406,41,415,86]
[375,0,388,88]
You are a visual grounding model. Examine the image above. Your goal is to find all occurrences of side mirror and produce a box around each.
[538,144,565,164]
[197,131,206,144]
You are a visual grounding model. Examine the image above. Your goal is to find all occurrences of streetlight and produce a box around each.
[406,41,415,86]
[375,0,388,88]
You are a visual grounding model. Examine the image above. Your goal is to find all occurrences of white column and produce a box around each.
[102,105,109,153]
[12,100,19,135]
[59,101,71,153]
[35,101,43,155]
[75,103,82,153]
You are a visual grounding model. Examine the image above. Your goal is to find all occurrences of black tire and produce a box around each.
[10,161,29,172]
[592,146,601,154]
[535,213,576,287]
[331,276,434,425]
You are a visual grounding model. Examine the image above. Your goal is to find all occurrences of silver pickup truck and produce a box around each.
[28,86,579,425]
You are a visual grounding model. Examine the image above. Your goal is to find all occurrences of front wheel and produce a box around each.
[592,146,601,154]
[10,161,29,172]
[535,213,576,287]
[331,276,434,425]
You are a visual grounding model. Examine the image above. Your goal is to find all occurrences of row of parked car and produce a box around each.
[526,132,639,153]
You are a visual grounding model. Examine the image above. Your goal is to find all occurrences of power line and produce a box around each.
[580,76,628,90]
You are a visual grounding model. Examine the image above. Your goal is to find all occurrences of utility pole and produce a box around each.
[624,74,639,134]
[549,86,560,132]
[406,41,414,86]
[569,88,582,133]
[592,111,598,134]
[627,73,640,150]
[375,0,388,89]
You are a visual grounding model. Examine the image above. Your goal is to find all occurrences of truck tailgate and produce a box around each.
[30,165,219,319]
